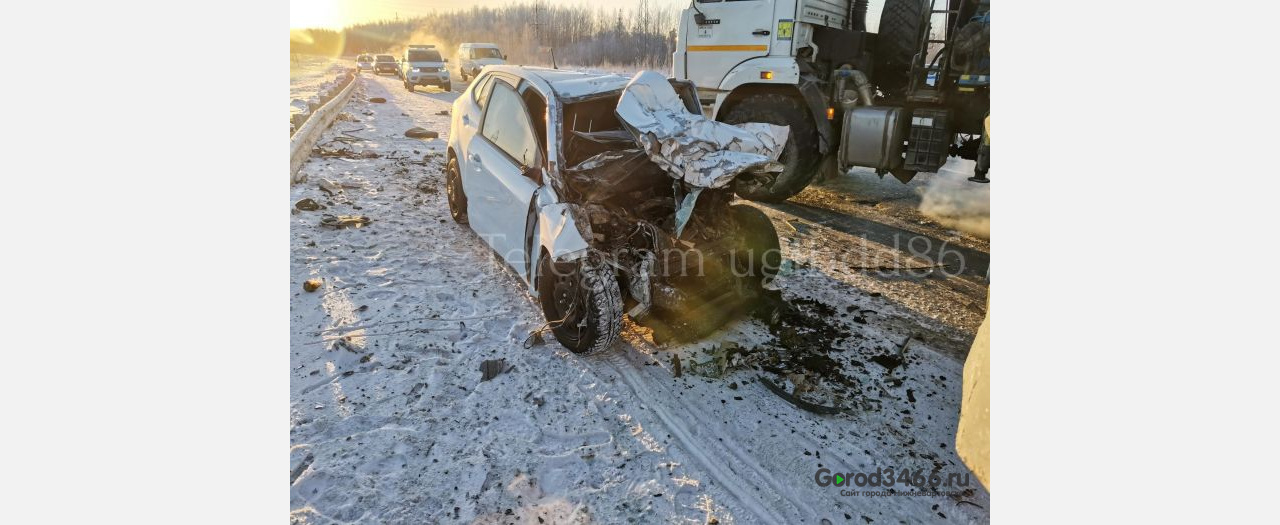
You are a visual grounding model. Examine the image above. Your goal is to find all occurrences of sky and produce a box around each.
[291,0,690,29]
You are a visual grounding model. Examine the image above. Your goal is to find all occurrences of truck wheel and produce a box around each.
[721,93,821,202]
[537,255,623,354]
[446,156,467,224]
[729,204,782,287]
[875,0,927,98]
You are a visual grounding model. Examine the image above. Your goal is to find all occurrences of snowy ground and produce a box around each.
[290,72,990,524]
[291,55,350,113]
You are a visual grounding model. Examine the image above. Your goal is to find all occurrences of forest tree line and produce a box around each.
[290,0,680,70]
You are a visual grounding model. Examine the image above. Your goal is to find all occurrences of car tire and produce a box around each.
[443,81,452,92]
[728,204,781,287]
[720,93,822,203]
[405,81,414,93]
[460,71,468,82]
[446,156,468,224]
[537,254,623,355]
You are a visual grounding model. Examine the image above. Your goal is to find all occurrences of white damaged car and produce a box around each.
[446,67,789,353]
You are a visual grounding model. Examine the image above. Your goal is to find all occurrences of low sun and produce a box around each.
[290,0,344,30]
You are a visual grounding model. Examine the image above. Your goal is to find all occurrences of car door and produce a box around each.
[465,77,544,278]
[683,0,775,90]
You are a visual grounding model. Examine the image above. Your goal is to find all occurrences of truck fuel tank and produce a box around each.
[838,106,909,173]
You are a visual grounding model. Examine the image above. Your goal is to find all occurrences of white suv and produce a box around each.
[445,66,782,352]
[400,45,451,92]
[455,43,506,82]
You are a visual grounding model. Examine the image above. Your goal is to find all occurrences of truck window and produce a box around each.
[481,80,542,170]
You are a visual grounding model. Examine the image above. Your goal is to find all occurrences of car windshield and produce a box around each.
[407,49,442,62]
[357,56,371,62]
[376,55,394,62]
[472,48,502,59]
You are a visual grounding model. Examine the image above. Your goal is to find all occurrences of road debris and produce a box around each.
[302,278,323,292]
[369,97,386,103]
[479,358,512,381]
[320,215,372,229]
[404,127,438,139]
[295,198,324,211]
[758,375,842,415]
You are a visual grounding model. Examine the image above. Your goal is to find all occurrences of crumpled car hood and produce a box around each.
[615,70,790,189]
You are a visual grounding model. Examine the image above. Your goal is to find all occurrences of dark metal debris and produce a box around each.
[758,375,842,415]
[480,359,512,381]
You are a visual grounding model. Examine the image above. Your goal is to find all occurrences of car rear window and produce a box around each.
[376,55,394,62]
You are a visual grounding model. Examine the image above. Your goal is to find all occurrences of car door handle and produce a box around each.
[753,30,770,36]
[461,114,472,125]
[469,153,482,163]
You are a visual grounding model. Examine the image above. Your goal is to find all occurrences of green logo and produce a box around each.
[834,474,845,485]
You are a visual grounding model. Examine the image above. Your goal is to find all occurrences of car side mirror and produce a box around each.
[503,54,508,60]
[694,13,707,25]
[444,58,449,63]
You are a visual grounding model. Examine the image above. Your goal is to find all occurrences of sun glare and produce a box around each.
[291,0,344,30]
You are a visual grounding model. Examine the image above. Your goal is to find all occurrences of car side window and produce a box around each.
[481,80,542,170]
[473,74,494,111]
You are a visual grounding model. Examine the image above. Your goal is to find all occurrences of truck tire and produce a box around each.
[875,0,927,98]
[721,93,821,202]
[538,255,623,354]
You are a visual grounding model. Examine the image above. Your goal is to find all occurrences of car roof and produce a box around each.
[486,66,630,100]
[461,43,499,48]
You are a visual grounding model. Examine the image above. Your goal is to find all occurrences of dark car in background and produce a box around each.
[373,54,398,76]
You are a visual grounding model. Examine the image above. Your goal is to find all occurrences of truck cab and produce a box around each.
[400,45,451,92]
[674,0,990,202]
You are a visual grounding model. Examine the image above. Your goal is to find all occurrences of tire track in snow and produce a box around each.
[597,349,817,524]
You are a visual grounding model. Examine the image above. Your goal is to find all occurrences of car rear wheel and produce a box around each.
[443,82,452,92]
[405,80,414,92]
[537,255,622,354]
[446,156,467,224]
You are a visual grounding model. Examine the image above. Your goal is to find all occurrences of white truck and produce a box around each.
[674,0,990,201]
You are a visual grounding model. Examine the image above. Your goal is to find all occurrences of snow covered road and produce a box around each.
[290,72,991,524]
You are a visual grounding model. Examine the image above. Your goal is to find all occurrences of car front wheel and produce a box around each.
[537,255,622,354]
